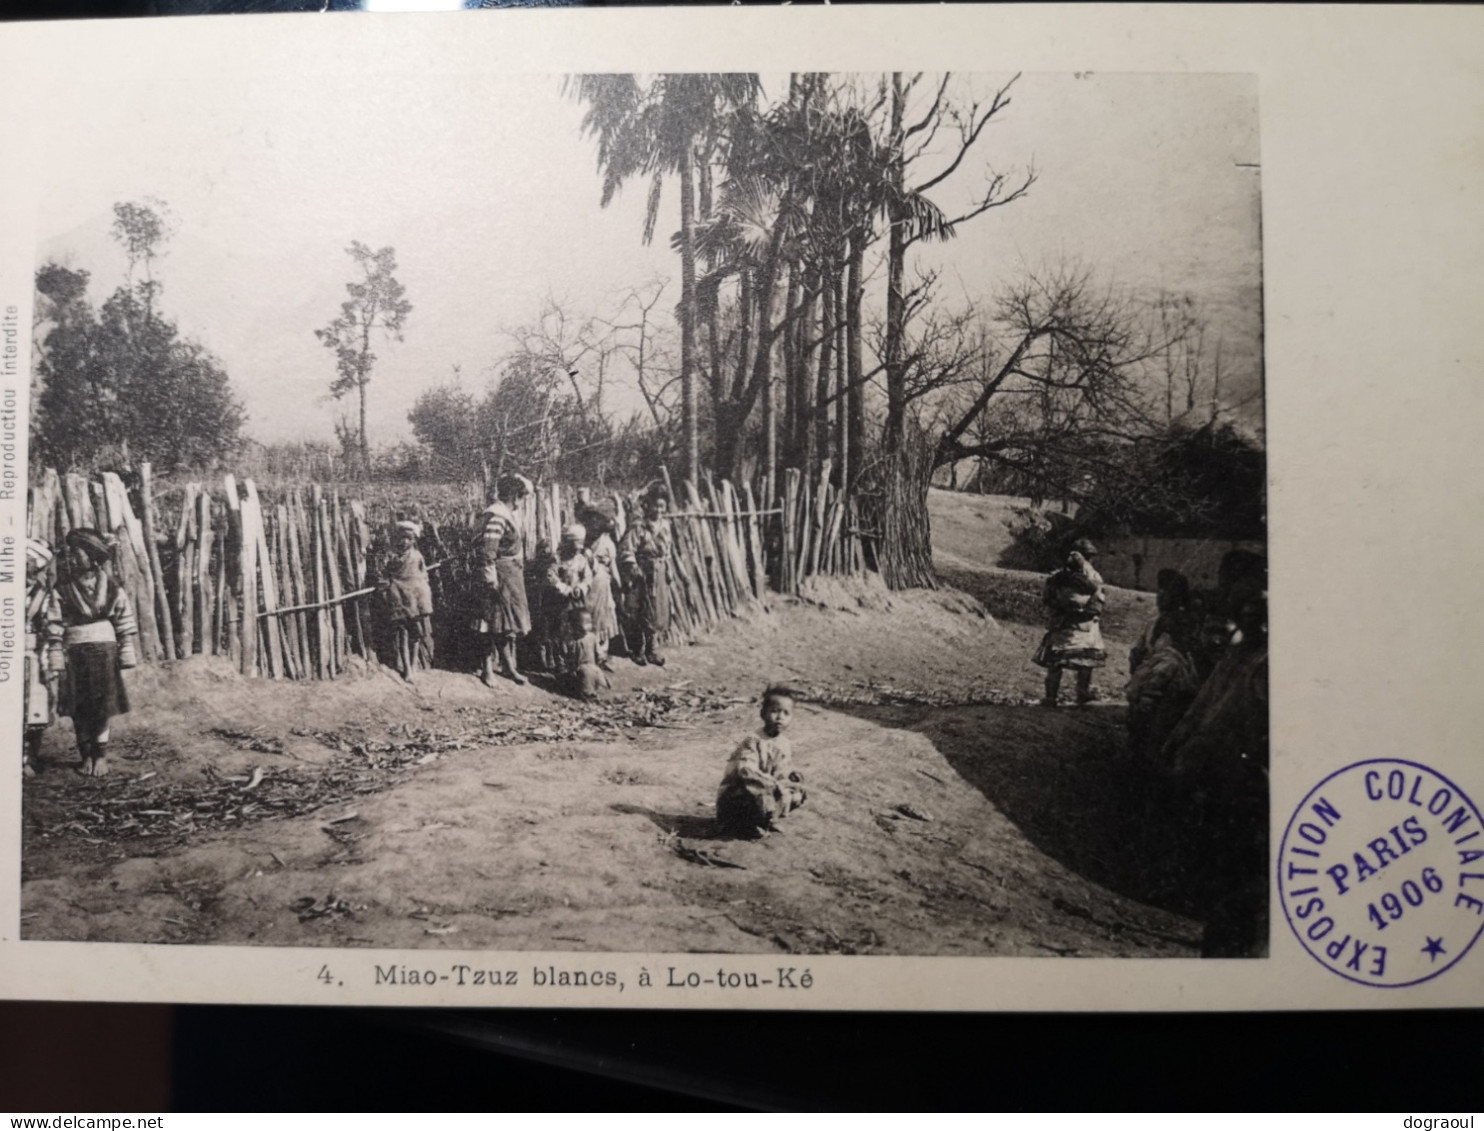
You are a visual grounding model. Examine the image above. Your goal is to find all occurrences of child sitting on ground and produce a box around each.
[716,685,807,838]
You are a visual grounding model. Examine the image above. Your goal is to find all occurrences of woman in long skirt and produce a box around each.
[57,528,139,777]
[586,527,620,670]
[618,485,674,667]
[475,474,533,686]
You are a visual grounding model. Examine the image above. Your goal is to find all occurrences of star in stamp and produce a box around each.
[1279,759,1484,987]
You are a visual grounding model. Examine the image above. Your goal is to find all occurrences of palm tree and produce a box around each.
[568,73,761,485]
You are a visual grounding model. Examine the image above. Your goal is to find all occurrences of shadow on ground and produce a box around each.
[828,699,1207,920]
[609,802,734,842]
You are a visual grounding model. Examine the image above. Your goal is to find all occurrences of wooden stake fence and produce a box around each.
[27,461,877,681]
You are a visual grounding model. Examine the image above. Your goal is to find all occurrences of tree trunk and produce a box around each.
[884,73,908,454]
[358,376,370,476]
[814,272,835,474]
[796,273,820,472]
[859,431,937,590]
[762,342,776,505]
[781,262,799,472]
[833,267,848,489]
[679,140,700,486]
[846,234,866,489]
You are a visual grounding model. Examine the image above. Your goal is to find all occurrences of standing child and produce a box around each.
[716,685,807,838]
[57,528,138,777]
[546,523,593,681]
[23,539,64,777]
[566,608,611,701]
[378,520,434,681]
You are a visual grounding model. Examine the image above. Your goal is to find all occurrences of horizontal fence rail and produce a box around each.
[28,462,877,682]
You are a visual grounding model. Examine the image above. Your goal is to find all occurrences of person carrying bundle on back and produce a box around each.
[57,528,139,777]
[574,489,621,672]
[546,522,596,695]
[618,484,673,668]
[377,520,434,681]
[1032,538,1107,707]
[23,538,65,777]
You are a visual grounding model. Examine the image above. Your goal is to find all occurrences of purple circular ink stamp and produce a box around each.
[1279,758,1484,987]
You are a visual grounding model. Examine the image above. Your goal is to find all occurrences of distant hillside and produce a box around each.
[928,488,1042,572]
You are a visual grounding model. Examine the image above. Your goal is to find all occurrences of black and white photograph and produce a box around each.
[13,59,1273,967]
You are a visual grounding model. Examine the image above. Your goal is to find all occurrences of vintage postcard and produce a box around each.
[0,5,1480,1010]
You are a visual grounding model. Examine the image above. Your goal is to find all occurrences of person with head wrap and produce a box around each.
[1125,568,1200,761]
[1032,538,1107,706]
[1160,552,1269,957]
[376,520,434,680]
[585,522,620,671]
[474,475,533,686]
[546,522,595,692]
[57,528,138,777]
[618,484,673,667]
[572,488,620,667]
[23,539,65,777]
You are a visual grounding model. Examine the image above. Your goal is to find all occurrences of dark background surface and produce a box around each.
[2,0,1480,1113]
[2,1002,1483,1110]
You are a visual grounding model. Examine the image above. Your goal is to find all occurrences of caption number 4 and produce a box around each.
[318,965,343,987]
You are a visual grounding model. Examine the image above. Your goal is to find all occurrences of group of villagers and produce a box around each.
[29,482,1267,879]
[1033,538,1270,956]
[21,477,805,839]
[296,472,810,839]
[370,474,678,698]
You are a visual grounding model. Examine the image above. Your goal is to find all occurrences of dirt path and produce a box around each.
[21,568,1199,957]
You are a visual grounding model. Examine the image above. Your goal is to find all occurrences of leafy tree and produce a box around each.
[32,203,244,471]
[109,197,176,330]
[315,241,413,474]
[408,375,483,478]
[569,73,762,485]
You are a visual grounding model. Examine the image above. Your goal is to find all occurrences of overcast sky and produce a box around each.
[35,70,1261,447]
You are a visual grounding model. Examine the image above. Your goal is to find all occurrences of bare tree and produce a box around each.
[315,242,413,474]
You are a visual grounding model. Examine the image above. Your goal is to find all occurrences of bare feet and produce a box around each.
[92,756,109,776]
[506,668,527,686]
[22,761,35,778]
[76,757,95,777]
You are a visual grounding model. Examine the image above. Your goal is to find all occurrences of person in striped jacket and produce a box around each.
[57,528,139,777]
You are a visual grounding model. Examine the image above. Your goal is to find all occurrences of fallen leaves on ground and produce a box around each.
[28,686,744,851]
